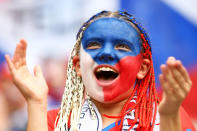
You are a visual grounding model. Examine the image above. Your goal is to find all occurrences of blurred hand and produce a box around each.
[5,39,48,104]
[158,57,192,116]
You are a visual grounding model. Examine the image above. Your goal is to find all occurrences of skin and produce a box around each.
[5,40,48,131]
[79,18,144,103]
[75,18,149,127]
[5,18,192,131]
[159,57,192,131]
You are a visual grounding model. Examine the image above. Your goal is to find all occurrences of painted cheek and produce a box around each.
[103,54,142,101]
[80,47,105,101]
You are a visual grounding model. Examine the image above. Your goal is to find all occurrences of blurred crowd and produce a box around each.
[0,0,196,130]
[0,0,117,130]
[0,56,67,131]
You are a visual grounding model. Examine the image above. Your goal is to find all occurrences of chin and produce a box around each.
[90,88,133,105]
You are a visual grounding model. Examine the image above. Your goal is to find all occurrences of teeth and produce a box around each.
[96,67,117,72]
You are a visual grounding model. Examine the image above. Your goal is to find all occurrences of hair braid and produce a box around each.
[103,18,159,130]
[54,29,85,131]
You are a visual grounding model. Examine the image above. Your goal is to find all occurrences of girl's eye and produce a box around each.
[87,42,101,49]
[115,44,132,52]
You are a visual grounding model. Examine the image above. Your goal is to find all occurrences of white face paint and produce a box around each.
[80,46,104,102]
[79,18,142,103]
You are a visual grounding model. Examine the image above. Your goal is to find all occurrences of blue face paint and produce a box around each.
[81,18,142,66]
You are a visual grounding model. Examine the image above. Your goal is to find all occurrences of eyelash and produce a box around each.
[86,42,132,52]
[115,44,132,52]
[87,41,101,49]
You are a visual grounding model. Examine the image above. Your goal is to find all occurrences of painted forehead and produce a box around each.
[82,17,142,47]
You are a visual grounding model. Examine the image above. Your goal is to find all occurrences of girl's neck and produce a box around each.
[92,98,128,128]
[92,99,127,116]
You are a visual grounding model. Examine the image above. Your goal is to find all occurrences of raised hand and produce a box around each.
[5,39,48,104]
[158,57,192,116]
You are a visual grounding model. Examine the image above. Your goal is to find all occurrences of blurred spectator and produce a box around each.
[41,56,67,110]
[0,92,10,131]
[0,55,67,130]
[0,63,27,131]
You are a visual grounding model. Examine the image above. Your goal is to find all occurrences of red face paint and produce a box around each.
[101,54,142,101]
[80,18,143,103]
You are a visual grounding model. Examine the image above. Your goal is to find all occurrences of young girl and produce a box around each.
[5,11,194,131]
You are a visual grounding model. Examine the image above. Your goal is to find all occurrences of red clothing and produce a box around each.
[179,107,196,131]
[47,109,59,131]
[47,107,196,131]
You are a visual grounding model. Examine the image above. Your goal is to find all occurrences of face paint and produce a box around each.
[80,18,142,102]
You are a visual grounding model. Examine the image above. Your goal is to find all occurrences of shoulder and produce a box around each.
[47,109,59,131]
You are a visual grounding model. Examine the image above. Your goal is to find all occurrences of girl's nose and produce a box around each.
[96,43,117,64]
[99,53,114,61]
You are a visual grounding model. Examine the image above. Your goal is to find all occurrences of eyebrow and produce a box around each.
[84,37,104,43]
[113,39,134,45]
[113,39,136,50]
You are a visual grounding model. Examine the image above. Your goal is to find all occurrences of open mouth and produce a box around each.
[94,66,119,82]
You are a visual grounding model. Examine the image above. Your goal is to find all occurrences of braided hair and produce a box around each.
[55,11,160,131]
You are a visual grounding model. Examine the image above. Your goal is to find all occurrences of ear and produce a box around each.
[136,58,150,79]
[73,56,81,76]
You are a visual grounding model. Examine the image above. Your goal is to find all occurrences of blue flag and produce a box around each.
[120,0,197,122]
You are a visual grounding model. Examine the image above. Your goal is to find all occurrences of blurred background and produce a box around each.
[0,0,196,130]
